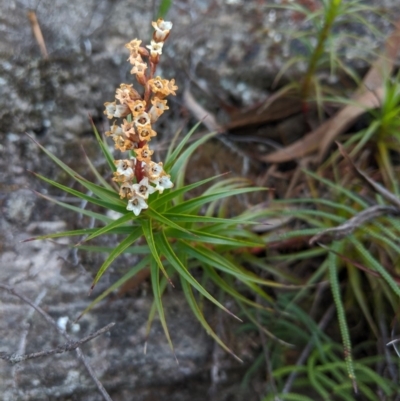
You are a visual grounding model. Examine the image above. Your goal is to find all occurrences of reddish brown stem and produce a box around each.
[135,160,144,182]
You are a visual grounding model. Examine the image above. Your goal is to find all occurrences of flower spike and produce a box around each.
[103,20,176,215]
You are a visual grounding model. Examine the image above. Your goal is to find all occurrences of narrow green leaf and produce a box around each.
[158,231,241,321]
[79,212,134,244]
[32,172,126,213]
[77,244,150,255]
[149,257,175,354]
[167,187,267,215]
[22,227,100,242]
[150,173,226,209]
[82,145,115,191]
[180,241,298,289]
[204,265,267,311]
[27,133,84,180]
[237,300,292,347]
[146,207,192,235]
[303,169,369,208]
[163,213,258,225]
[77,256,150,320]
[141,219,172,285]
[179,274,243,362]
[170,131,218,188]
[144,264,175,350]
[33,190,112,224]
[74,175,125,205]
[165,227,264,248]
[90,117,116,172]
[348,265,379,337]
[164,121,205,171]
[91,227,143,288]
[351,237,400,297]
[157,0,172,18]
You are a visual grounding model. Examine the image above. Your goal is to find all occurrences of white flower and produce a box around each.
[115,160,134,179]
[146,40,163,56]
[127,195,148,216]
[131,177,156,199]
[152,175,174,194]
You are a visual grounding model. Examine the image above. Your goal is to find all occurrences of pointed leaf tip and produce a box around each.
[89,284,95,296]
[20,237,35,243]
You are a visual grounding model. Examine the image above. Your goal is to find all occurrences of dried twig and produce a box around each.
[0,283,114,401]
[27,10,48,58]
[1,323,115,364]
[309,204,400,245]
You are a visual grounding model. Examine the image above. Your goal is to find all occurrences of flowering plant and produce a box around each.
[28,20,273,360]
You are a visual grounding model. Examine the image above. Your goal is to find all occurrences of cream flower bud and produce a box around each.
[114,104,130,118]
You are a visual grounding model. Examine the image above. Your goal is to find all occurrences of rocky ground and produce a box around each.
[1,0,400,400]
